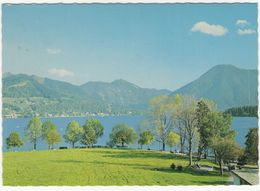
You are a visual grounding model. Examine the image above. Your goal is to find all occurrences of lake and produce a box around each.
[2,116,258,152]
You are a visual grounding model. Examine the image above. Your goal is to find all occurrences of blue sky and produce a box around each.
[2,3,258,91]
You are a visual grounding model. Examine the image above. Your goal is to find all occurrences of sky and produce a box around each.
[2,3,258,91]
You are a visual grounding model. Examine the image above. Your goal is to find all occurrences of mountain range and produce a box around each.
[2,64,258,118]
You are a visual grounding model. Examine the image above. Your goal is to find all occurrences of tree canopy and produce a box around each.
[64,121,83,148]
[244,128,258,164]
[109,124,137,147]
[6,132,24,151]
[42,120,58,149]
[25,117,42,150]
[46,129,61,149]
[138,129,154,149]
[81,124,97,146]
[83,119,104,139]
[166,131,180,151]
[149,95,175,151]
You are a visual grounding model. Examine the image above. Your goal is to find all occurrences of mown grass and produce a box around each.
[3,148,229,186]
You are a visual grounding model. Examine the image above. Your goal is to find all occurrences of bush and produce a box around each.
[177,165,183,171]
[170,163,176,170]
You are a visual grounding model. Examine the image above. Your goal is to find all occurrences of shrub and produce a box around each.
[170,163,176,170]
[177,165,183,171]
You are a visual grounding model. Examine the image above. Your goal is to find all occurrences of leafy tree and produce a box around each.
[42,120,57,149]
[138,129,154,149]
[244,128,258,164]
[211,135,240,175]
[109,124,137,147]
[64,121,83,148]
[173,95,198,166]
[166,131,180,152]
[149,95,175,151]
[83,119,104,140]
[25,117,42,150]
[46,129,61,149]
[195,100,210,160]
[81,124,97,146]
[204,112,238,174]
[6,132,24,151]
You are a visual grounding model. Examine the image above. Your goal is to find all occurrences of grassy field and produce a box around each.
[3,148,229,186]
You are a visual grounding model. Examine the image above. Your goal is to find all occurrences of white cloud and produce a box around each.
[46,48,61,54]
[191,21,228,37]
[48,68,74,77]
[237,28,256,35]
[236,19,249,26]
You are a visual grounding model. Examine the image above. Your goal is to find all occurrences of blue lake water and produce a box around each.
[2,116,258,152]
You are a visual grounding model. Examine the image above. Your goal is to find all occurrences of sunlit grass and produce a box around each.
[3,148,229,185]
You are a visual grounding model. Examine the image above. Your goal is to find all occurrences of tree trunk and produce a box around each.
[203,149,207,159]
[219,159,223,175]
[197,145,202,161]
[33,141,36,150]
[162,142,165,151]
[188,139,192,166]
[122,142,124,147]
[140,144,143,149]
[180,142,184,153]
[72,142,75,148]
[48,145,51,150]
[214,150,217,163]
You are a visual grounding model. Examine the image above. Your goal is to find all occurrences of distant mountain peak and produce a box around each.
[171,64,257,110]
[111,79,140,88]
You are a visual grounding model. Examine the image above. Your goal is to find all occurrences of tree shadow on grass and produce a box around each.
[50,160,84,163]
[102,151,189,161]
[87,161,152,168]
[153,167,227,177]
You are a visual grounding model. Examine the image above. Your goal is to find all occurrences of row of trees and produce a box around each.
[224,105,258,117]
[6,118,104,150]
[147,94,243,174]
[7,117,180,153]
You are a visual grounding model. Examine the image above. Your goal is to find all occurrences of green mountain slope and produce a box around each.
[171,65,258,110]
[2,74,171,117]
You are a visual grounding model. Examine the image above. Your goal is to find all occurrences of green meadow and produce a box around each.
[3,148,229,186]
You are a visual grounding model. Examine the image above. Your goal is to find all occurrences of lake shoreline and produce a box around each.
[3,116,258,152]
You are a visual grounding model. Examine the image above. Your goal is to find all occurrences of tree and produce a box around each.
[83,119,104,141]
[46,129,61,149]
[42,120,57,149]
[166,131,180,152]
[64,121,83,148]
[244,128,258,164]
[211,135,240,175]
[25,117,42,150]
[173,95,198,166]
[109,124,137,147]
[149,95,175,151]
[174,119,186,153]
[138,130,154,149]
[204,112,238,174]
[195,100,210,160]
[203,112,234,162]
[81,124,97,146]
[6,132,24,151]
